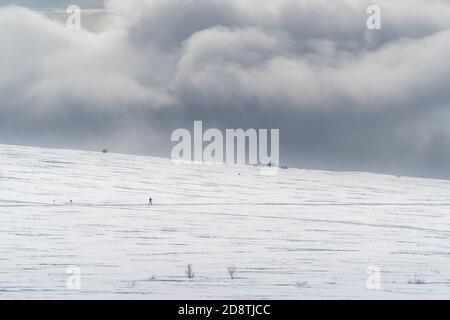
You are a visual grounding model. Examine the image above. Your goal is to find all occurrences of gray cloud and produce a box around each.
[1,0,450,178]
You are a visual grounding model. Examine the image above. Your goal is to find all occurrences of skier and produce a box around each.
[149,197,153,205]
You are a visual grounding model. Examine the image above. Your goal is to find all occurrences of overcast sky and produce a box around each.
[0,0,104,8]
[1,0,450,179]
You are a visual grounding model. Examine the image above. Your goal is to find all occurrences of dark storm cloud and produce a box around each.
[1,0,450,178]
[0,0,104,8]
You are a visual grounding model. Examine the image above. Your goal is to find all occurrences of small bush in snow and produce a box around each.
[227,266,237,280]
[408,276,426,284]
[296,281,309,288]
[185,264,195,279]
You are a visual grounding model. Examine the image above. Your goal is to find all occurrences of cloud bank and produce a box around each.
[1,0,450,178]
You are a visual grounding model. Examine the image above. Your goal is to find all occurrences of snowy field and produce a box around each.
[0,144,449,299]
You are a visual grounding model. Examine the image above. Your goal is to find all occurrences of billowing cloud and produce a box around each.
[1,0,450,178]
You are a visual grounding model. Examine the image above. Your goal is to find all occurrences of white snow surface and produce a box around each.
[0,144,449,299]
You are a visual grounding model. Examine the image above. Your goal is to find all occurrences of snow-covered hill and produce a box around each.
[0,144,449,299]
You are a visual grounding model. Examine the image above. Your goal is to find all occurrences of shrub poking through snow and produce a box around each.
[408,276,426,284]
[296,281,309,288]
[227,266,237,280]
[185,264,195,279]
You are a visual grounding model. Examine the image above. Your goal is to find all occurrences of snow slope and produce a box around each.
[0,144,449,299]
